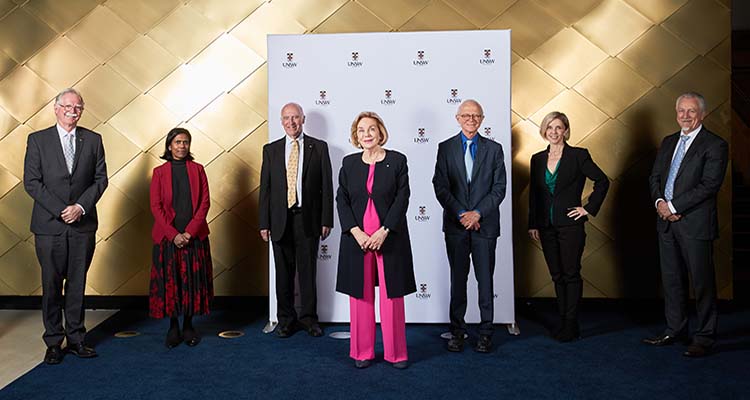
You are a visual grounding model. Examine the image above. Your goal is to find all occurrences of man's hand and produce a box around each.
[667,214,682,222]
[61,205,83,224]
[459,211,481,231]
[260,229,270,242]
[321,226,331,240]
[656,200,672,220]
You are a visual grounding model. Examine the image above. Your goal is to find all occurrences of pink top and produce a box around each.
[362,163,380,236]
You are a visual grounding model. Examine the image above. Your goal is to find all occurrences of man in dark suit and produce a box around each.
[645,91,728,357]
[433,99,507,353]
[259,102,333,338]
[23,88,108,364]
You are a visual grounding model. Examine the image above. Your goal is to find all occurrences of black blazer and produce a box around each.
[432,133,507,238]
[528,144,609,229]
[648,127,728,240]
[258,134,334,242]
[23,126,108,235]
[335,150,416,299]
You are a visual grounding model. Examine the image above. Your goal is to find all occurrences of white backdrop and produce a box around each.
[267,30,514,324]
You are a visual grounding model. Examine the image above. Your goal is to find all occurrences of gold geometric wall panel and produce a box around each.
[0,0,733,300]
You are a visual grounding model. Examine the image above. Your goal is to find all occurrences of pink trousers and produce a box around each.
[349,250,408,363]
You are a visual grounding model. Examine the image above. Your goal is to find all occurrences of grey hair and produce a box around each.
[281,102,304,117]
[55,88,84,106]
[675,92,705,113]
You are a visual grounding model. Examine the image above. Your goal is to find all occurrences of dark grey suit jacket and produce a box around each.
[648,127,728,240]
[433,132,507,238]
[258,134,334,242]
[23,126,108,235]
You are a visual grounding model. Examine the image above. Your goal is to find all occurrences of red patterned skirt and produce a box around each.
[149,238,213,318]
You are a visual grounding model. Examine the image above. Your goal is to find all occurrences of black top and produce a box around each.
[171,160,192,233]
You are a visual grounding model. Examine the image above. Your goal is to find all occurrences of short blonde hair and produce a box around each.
[539,111,570,141]
[350,111,389,148]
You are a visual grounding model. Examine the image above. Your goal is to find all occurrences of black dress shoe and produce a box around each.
[306,323,324,337]
[474,335,492,353]
[277,324,296,338]
[556,321,581,343]
[166,327,183,349]
[66,342,98,358]
[44,345,63,365]
[447,334,464,352]
[183,329,201,347]
[354,359,371,369]
[683,343,711,358]
[642,334,684,346]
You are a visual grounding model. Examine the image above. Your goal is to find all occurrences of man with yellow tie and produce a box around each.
[259,102,334,338]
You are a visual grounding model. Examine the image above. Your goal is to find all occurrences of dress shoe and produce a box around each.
[474,335,492,353]
[66,342,98,358]
[683,343,711,358]
[447,334,464,352]
[276,324,296,338]
[183,329,201,347]
[166,327,183,349]
[556,321,580,343]
[642,334,684,346]
[306,323,324,337]
[44,345,63,365]
[392,361,409,369]
[354,359,371,369]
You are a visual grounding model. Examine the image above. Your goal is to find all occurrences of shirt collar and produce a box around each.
[286,132,304,144]
[56,123,77,138]
[460,131,477,145]
[681,124,702,140]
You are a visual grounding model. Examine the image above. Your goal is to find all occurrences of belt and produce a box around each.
[288,206,303,214]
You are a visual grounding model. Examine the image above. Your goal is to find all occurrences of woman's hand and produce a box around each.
[567,207,589,220]
[173,233,188,248]
[364,227,389,251]
[528,229,540,241]
[350,227,370,251]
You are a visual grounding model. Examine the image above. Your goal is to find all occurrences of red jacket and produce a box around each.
[150,160,210,243]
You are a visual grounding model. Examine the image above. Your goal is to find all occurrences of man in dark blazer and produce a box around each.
[645,92,728,357]
[23,88,108,364]
[259,102,333,338]
[433,99,507,353]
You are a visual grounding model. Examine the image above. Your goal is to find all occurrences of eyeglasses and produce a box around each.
[58,104,84,112]
[459,114,483,120]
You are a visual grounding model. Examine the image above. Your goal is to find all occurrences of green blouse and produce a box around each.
[545,159,561,223]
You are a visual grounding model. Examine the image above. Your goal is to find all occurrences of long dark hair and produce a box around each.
[161,127,194,161]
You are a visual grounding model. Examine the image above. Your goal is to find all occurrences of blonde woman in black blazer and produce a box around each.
[528,111,609,342]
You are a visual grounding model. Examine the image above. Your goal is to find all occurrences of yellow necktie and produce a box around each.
[287,139,299,208]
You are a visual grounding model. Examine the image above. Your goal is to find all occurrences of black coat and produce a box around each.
[258,134,334,241]
[335,150,416,299]
[23,126,108,235]
[528,143,609,229]
[648,127,728,240]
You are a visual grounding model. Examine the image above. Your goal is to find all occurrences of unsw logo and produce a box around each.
[282,52,297,68]
[348,51,362,68]
[416,283,431,299]
[413,127,430,144]
[315,90,330,106]
[482,126,496,141]
[413,50,429,66]
[480,48,495,65]
[414,205,430,222]
[381,89,396,105]
[318,244,332,261]
[446,88,462,104]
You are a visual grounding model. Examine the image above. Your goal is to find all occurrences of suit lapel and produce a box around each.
[451,134,469,189]
[71,129,84,174]
[553,144,574,196]
[47,128,69,175]
[660,133,679,190]
[275,139,288,193]
[470,135,488,184]
[301,137,313,182]
[675,128,705,181]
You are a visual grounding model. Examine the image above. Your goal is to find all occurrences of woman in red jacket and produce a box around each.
[149,127,213,348]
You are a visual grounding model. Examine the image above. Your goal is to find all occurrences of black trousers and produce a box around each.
[658,223,717,346]
[35,229,96,347]
[271,209,320,328]
[539,224,585,322]
[445,232,497,336]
